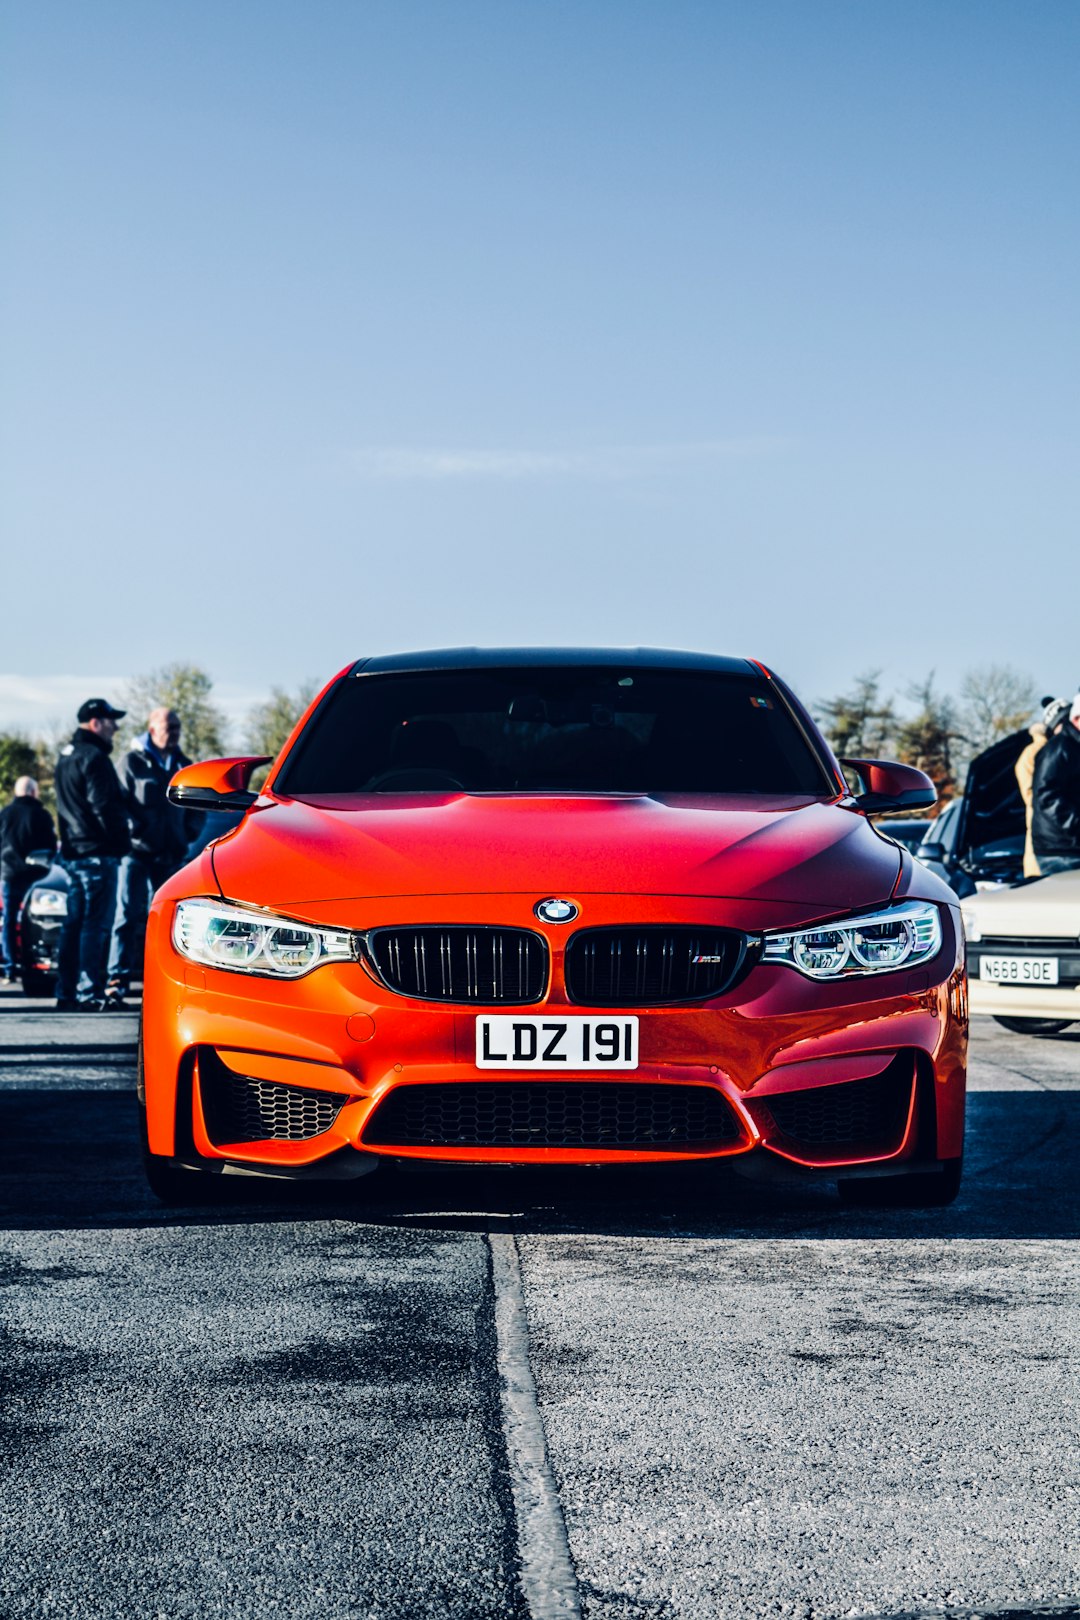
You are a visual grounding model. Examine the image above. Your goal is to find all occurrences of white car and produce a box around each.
[963,869,1080,1034]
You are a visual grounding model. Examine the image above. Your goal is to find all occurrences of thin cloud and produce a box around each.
[348,438,786,481]
[0,675,264,739]
[0,675,128,734]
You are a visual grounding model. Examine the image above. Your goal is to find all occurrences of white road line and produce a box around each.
[490,1231,582,1620]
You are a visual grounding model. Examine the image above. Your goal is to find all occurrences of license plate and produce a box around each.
[979,955,1059,985]
[475,1016,639,1070]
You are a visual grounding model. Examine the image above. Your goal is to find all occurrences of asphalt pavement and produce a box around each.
[0,983,1076,1620]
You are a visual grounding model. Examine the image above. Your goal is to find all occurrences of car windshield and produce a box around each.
[278,668,834,796]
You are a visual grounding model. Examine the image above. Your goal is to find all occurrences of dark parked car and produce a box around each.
[915,731,1029,898]
[914,800,961,890]
[875,817,932,855]
[17,858,68,997]
[14,812,238,998]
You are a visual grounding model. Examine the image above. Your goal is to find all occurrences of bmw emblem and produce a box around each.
[535,897,578,924]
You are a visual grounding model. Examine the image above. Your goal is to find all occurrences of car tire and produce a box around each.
[139,1099,221,1205]
[141,1146,214,1205]
[20,967,55,998]
[992,1016,1074,1037]
[837,1157,963,1209]
[138,1036,220,1206]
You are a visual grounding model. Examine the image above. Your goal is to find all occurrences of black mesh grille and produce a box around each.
[763,1062,913,1149]
[200,1052,347,1143]
[366,927,548,1003]
[362,1081,742,1150]
[565,927,753,1005]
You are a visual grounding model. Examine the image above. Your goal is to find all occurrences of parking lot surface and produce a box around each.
[0,988,1076,1620]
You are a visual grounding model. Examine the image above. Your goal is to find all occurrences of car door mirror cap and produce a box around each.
[839,757,939,815]
[167,756,273,813]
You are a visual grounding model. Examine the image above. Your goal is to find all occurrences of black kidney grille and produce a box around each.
[565,927,752,1005]
[362,1081,742,1150]
[764,1061,913,1149]
[366,927,547,1003]
[200,1053,346,1144]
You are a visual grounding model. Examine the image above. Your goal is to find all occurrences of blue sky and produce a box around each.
[2,1,1077,735]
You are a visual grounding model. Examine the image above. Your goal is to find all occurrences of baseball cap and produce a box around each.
[1041,696,1070,731]
[77,698,127,723]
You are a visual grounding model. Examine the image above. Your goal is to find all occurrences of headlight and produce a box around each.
[762,901,942,980]
[173,898,355,978]
[960,908,981,944]
[28,889,67,917]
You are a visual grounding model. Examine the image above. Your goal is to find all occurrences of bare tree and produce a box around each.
[0,735,39,804]
[243,681,320,761]
[895,673,960,805]
[815,670,897,759]
[119,664,229,761]
[957,664,1038,756]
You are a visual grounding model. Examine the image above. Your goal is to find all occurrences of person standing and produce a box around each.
[1015,696,1069,879]
[0,778,57,986]
[1031,691,1080,877]
[54,699,131,1010]
[105,707,193,1006]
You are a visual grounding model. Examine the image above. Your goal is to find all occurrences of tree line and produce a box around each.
[814,663,1040,807]
[0,663,318,814]
[0,659,1042,816]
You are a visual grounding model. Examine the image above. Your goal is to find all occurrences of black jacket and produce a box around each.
[1032,724,1080,859]
[0,796,57,882]
[54,729,132,860]
[121,735,194,864]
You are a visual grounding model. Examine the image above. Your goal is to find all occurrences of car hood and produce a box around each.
[963,868,1080,938]
[209,792,901,922]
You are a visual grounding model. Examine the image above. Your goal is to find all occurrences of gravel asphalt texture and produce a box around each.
[0,987,1076,1620]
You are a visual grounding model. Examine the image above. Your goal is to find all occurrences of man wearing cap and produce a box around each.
[1015,696,1070,878]
[54,699,132,1010]
[1031,692,1080,877]
[104,707,194,1007]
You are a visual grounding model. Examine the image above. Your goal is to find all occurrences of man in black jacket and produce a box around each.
[105,707,194,1004]
[1032,693,1080,876]
[0,778,57,985]
[54,698,131,1009]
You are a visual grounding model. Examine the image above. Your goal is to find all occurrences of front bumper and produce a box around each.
[970,978,1080,1020]
[968,938,1080,1021]
[142,893,967,1174]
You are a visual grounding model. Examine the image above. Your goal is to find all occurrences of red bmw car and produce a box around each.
[141,649,966,1206]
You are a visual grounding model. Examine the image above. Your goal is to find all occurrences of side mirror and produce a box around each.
[915,841,946,861]
[840,757,938,815]
[167,756,273,814]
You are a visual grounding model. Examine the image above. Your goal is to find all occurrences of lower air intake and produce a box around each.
[762,1059,914,1151]
[200,1051,346,1143]
[362,1081,742,1150]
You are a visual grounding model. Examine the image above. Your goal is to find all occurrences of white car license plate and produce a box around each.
[476,1015,639,1070]
[979,955,1059,985]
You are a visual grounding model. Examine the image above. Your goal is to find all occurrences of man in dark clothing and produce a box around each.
[0,778,57,985]
[54,698,131,1009]
[1032,693,1080,876]
[105,708,194,1004]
